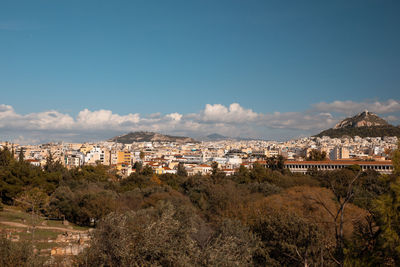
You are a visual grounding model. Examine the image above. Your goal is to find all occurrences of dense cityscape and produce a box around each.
[2,1,400,266]
[2,134,397,178]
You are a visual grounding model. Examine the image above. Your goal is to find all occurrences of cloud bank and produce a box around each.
[1,100,399,144]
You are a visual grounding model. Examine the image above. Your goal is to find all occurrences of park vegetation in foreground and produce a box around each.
[0,144,400,266]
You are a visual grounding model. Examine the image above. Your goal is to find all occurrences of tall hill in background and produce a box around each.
[109,131,197,143]
[315,110,400,138]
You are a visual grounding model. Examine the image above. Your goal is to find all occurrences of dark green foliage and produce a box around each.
[0,148,62,204]
[0,147,12,167]
[373,175,400,264]
[48,183,117,226]
[2,143,398,266]
[119,173,156,191]
[233,165,251,183]
[345,143,400,265]
[177,162,188,177]
[158,173,186,190]
[18,148,24,163]
[141,165,153,176]
[78,202,260,267]
[210,161,226,183]
[250,163,267,183]
[133,161,142,172]
[252,211,332,266]
[307,149,327,161]
[247,182,282,196]
[266,155,285,171]
[316,169,363,264]
[44,152,65,173]
[346,164,361,172]
[316,169,359,200]
[352,170,390,210]
[345,216,383,266]
[68,165,111,182]
[315,125,400,138]
[232,162,319,189]
[201,219,261,266]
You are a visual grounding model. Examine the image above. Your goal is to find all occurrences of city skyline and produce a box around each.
[1,1,400,143]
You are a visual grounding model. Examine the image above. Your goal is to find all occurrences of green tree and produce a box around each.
[78,202,260,266]
[133,161,143,173]
[267,155,285,171]
[141,165,153,176]
[44,151,65,173]
[314,169,362,266]
[211,162,225,184]
[372,143,400,264]
[0,147,13,167]
[234,165,251,184]
[250,163,267,183]
[15,187,49,241]
[177,162,188,177]
[307,149,327,161]
[252,211,330,266]
[78,202,201,266]
[18,147,24,163]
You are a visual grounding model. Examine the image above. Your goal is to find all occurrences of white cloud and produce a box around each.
[166,113,182,121]
[25,111,75,130]
[0,106,74,130]
[201,103,258,123]
[259,112,336,130]
[313,99,400,115]
[0,104,18,120]
[76,109,140,129]
[0,100,399,144]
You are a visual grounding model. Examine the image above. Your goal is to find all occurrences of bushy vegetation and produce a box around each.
[1,145,400,266]
[315,125,400,138]
[0,236,43,267]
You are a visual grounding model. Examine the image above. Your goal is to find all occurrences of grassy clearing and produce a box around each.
[45,219,89,231]
[0,206,32,223]
[0,205,89,231]
[0,204,90,255]
[17,229,60,240]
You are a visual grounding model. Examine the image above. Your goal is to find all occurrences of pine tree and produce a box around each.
[0,147,12,166]
[373,142,400,264]
[18,147,24,163]
[177,162,187,177]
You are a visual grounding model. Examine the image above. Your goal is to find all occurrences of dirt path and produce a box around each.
[0,221,87,233]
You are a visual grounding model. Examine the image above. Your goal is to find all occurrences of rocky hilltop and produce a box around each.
[109,131,197,144]
[333,110,389,129]
[315,110,400,138]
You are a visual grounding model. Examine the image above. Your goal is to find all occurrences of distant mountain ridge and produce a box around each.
[110,131,197,143]
[316,110,400,138]
[202,133,230,141]
[199,133,264,141]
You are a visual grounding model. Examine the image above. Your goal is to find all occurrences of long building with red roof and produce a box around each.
[285,160,393,174]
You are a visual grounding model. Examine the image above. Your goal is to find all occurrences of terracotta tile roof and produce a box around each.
[285,160,392,165]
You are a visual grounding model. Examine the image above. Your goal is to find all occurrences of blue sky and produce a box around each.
[1,0,400,143]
